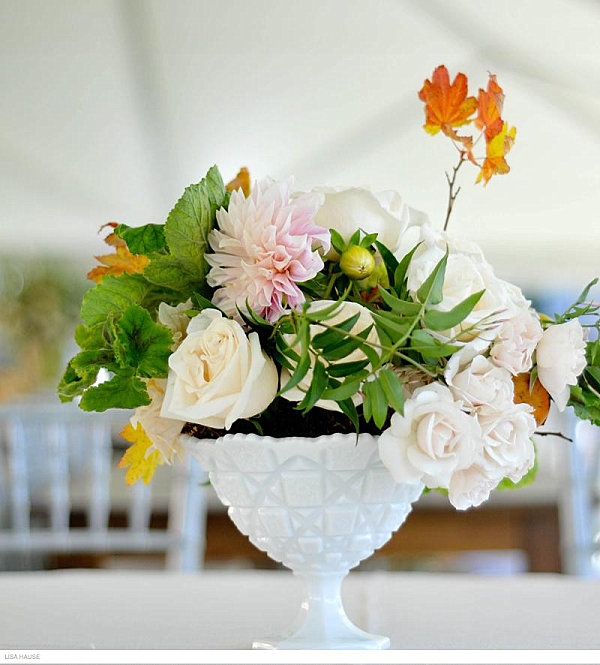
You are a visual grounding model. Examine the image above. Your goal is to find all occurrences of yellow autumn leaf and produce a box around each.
[226,167,251,197]
[476,121,516,186]
[87,223,150,283]
[118,422,164,485]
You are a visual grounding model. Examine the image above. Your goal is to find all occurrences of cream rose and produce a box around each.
[536,319,587,411]
[445,354,515,415]
[490,307,543,376]
[158,299,193,349]
[161,309,278,429]
[312,187,426,257]
[479,405,536,483]
[281,300,378,411]
[130,379,185,463]
[378,383,481,489]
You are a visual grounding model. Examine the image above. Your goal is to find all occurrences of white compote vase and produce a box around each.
[183,431,422,650]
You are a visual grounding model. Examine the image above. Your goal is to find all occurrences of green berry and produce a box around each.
[339,245,376,280]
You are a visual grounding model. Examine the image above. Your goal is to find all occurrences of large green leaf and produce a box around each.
[57,360,98,403]
[80,274,151,327]
[115,223,167,255]
[423,289,485,331]
[164,165,227,276]
[79,371,150,412]
[144,255,205,291]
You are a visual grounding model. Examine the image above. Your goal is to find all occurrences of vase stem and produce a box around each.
[253,571,390,650]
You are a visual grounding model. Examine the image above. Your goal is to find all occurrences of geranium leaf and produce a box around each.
[81,274,151,327]
[115,304,173,378]
[115,223,167,255]
[79,370,150,412]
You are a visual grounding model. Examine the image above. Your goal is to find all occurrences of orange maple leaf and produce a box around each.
[418,65,478,137]
[87,224,149,283]
[475,73,505,141]
[226,167,251,197]
[476,121,516,186]
[118,422,164,485]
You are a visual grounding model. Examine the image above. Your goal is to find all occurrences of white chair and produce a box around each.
[0,400,207,572]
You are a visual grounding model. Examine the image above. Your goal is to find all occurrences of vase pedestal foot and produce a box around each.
[252,572,390,651]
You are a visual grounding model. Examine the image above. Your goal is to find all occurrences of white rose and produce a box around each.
[312,187,426,257]
[407,224,523,345]
[130,379,185,463]
[479,405,536,483]
[536,319,587,411]
[281,300,378,411]
[158,299,193,349]
[445,354,515,415]
[490,307,543,375]
[448,464,498,510]
[378,383,481,489]
[161,309,278,429]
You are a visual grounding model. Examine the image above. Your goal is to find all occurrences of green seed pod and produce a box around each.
[339,245,376,280]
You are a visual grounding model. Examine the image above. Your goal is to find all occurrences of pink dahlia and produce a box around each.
[206,178,329,322]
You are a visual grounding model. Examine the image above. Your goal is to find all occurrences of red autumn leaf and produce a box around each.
[475,73,505,141]
[418,65,478,137]
[476,121,516,186]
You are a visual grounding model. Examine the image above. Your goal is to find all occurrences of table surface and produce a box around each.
[1,570,599,650]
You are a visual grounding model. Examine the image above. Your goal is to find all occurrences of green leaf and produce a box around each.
[298,360,329,412]
[368,377,388,429]
[280,322,311,394]
[374,241,399,284]
[372,312,412,341]
[329,229,346,254]
[378,367,405,415]
[115,223,167,255]
[410,329,459,357]
[338,397,359,432]
[326,359,370,377]
[80,274,151,327]
[423,290,485,331]
[115,305,173,377]
[416,249,448,306]
[360,232,379,248]
[312,313,361,349]
[71,349,116,375]
[349,229,361,246]
[377,287,422,316]
[321,325,373,361]
[394,242,422,294]
[79,371,150,412]
[322,377,364,401]
[164,165,227,276]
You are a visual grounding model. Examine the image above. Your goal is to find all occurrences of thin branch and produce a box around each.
[443,153,466,231]
[535,431,573,443]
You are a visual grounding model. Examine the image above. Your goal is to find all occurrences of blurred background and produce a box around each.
[0,0,599,576]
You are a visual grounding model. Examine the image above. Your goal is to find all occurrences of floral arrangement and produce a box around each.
[59,66,600,509]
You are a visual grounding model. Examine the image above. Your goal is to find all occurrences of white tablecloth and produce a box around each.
[1,570,599,650]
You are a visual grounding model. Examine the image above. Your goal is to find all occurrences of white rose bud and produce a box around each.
[536,319,587,411]
[378,383,481,489]
[161,309,278,430]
